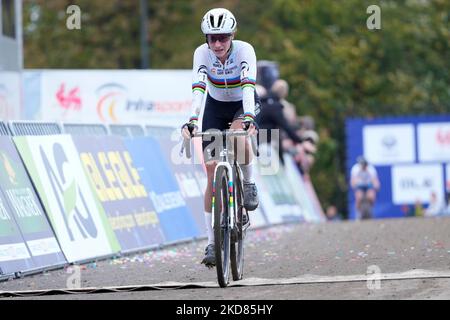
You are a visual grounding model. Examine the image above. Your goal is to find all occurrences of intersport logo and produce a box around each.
[95,83,127,123]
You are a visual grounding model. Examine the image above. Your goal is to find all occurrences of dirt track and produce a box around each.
[2,216,450,300]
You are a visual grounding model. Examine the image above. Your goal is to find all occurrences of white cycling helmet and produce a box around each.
[201,8,237,35]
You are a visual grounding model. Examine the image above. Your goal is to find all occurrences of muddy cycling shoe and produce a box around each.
[201,244,216,268]
[241,211,251,230]
[243,182,259,211]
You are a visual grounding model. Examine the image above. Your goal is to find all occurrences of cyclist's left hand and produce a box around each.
[242,119,258,136]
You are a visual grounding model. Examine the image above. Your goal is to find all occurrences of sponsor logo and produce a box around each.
[40,143,98,241]
[436,128,450,146]
[96,83,191,123]
[56,83,82,111]
[0,152,17,185]
[96,83,127,122]
[381,135,397,150]
[399,177,433,190]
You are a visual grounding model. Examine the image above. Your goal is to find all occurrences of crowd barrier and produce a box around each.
[0,120,325,281]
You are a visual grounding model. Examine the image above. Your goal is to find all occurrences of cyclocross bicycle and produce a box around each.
[181,129,258,287]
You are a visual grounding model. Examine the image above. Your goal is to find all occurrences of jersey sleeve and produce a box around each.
[189,46,208,124]
[239,43,257,121]
[368,165,378,178]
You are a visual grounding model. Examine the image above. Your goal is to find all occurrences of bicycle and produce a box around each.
[356,185,374,220]
[181,129,258,287]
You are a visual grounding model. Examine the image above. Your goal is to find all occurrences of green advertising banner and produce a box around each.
[0,137,67,269]
[14,135,120,263]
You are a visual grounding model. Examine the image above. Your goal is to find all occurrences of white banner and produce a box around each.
[34,70,192,127]
[0,71,21,120]
[363,124,415,165]
[418,122,450,162]
[391,164,444,205]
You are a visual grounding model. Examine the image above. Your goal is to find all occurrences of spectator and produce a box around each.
[258,79,303,165]
[414,199,424,217]
[424,191,445,217]
[326,205,342,222]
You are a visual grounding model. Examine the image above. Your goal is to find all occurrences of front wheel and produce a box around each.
[213,166,231,288]
[231,169,245,281]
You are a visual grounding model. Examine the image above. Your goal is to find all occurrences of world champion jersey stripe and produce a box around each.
[192,40,258,102]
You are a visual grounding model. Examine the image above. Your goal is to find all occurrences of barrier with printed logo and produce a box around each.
[0,121,327,279]
[255,144,304,224]
[0,191,34,277]
[283,153,326,223]
[150,129,207,236]
[73,135,166,252]
[13,135,121,263]
[124,137,200,243]
[0,136,66,273]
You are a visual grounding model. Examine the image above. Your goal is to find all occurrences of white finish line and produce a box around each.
[2,269,450,297]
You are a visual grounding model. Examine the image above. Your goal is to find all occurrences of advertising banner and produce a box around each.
[73,135,166,251]
[255,147,302,224]
[124,137,200,242]
[28,70,191,127]
[363,124,415,165]
[283,153,325,222]
[0,137,66,269]
[391,164,444,205]
[0,71,21,120]
[0,191,34,276]
[149,128,207,236]
[14,135,120,263]
[418,122,450,162]
[347,116,450,219]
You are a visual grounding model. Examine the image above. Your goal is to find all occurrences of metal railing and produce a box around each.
[8,121,62,136]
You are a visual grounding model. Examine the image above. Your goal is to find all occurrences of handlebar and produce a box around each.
[180,130,259,159]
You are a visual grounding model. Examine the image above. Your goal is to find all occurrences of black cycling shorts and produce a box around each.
[201,93,261,161]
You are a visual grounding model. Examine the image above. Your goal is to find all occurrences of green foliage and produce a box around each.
[23,0,450,217]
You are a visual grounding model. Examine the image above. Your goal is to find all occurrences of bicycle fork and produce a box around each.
[211,162,236,234]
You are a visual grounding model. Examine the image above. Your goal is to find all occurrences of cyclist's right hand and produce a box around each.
[181,121,198,139]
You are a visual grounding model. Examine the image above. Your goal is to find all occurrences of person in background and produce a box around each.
[350,156,380,218]
[325,205,342,222]
[424,191,445,217]
[258,79,304,165]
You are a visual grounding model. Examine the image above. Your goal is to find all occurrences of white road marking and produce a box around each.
[2,269,450,297]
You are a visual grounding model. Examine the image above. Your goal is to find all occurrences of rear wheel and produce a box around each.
[360,195,372,219]
[213,166,231,288]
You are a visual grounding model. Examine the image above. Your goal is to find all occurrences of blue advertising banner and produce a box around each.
[124,137,200,242]
[147,128,206,236]
[0,137,66,270]
[346,115,450,219]
[73,135,166,252]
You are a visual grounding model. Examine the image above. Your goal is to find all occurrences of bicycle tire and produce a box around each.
[360,196,372,220]
[231,167,245,281]
[213,166,231,288]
